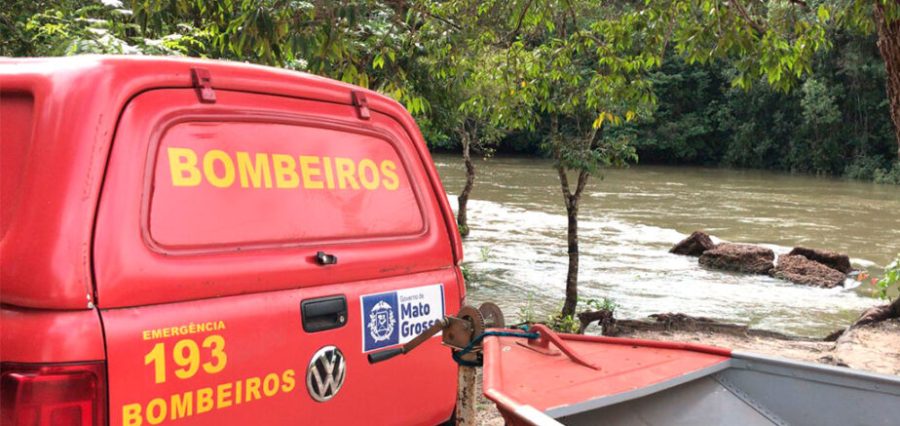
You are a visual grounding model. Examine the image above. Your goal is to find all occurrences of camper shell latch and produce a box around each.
[191,68,216,103]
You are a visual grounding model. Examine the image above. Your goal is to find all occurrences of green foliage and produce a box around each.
[2,0,429,115]
[656,0,832,93]
[457,223,470,238]
[875,254,900,301]
[628,59,727,164]
[873,162,900,184]
[845,156,888,181]
[516,292,539,324]
[460,263,478,285]
[548,313,581,334]
[479,247,493,262]
[628,32,896,180]
[583,297,618,313]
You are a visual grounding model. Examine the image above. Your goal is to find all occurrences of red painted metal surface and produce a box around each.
[0,307,105,363]
[483,330,732,424]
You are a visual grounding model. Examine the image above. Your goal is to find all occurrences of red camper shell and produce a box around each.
[1,56,465,426]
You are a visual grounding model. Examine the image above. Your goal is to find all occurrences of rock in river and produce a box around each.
[670,231,716,256]
[771,254,847,288]
[698,243,775,274]
[787,247,853,274]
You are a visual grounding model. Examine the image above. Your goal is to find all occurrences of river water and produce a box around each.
[433,154,900,337]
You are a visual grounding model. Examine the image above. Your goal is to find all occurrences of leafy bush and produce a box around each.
[876,254,900,301]
[844,156,887,181]
[548,314,581,334]
[873,162,900,185]
[516,292,538,324]
[583,297,618,313]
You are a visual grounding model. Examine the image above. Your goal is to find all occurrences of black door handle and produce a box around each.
[301,296,347,332]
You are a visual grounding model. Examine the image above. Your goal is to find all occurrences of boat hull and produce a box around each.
[483,331,900,426]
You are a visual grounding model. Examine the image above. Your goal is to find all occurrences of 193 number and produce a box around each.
[144,335,227,384]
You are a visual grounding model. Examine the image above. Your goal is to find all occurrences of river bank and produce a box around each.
[474,318,900,424]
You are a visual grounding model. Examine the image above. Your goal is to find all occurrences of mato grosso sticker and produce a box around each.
[360,284,444,352]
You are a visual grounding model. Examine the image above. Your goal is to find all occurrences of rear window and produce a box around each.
[0,92,34,240]
[148,119,424,250]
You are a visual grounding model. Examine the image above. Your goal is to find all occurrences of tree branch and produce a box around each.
[785,0,808,8]
[508,0,535,42]
[406,2,461,31]
[574,169,590,199]
[730,1,767,35]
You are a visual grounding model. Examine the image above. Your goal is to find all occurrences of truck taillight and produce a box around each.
[1,362,107,426]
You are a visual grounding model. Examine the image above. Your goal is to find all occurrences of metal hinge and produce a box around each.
[351,90,371,120]
[191,68,216,103]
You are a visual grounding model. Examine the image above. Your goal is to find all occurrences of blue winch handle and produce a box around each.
[452,329,540,367]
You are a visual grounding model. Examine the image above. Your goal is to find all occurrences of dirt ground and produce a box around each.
[474,319,900,425]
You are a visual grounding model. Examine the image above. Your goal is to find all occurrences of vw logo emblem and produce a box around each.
[306,346,346,402]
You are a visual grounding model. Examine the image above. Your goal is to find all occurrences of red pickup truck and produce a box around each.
[1,56,464,426]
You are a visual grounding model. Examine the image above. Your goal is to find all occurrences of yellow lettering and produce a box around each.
[144,342,166,384]
[170,392,193,420]
[245,377,262,402]
[202,334,227,375]
[380,160,399,190]
[142,330,151,340]
[203,149,236,188]
[146,398,167,425]
[281,369,296,393]
[123,403,143,426]
[197,388,214,414]
[322,156,335,189]
[217,383,233,409]
[151,330,163,340]
[299,156,325,189]
[173,339,200,380]
[358,159,380,190]
[262,373,279,397]
[168,149,404,193]
[272,154,300,188]
[167,147,201,187]
[236,152,272,189]
[334,157,360,190]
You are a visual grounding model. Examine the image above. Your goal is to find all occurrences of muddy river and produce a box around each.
[433,154,900,337]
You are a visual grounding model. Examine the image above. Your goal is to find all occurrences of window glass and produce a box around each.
[149,120,424,249]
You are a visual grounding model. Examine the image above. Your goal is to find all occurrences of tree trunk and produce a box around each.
[561,193,580,317]
[457,131,475,237]
[874,1,900,160]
